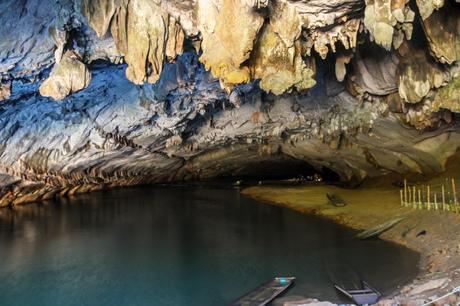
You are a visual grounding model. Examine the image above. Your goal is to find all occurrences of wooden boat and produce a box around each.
[334,281,382,305]
[231,277,295,306]
[326,193,347,207]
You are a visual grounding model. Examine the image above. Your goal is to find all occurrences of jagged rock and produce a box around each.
[397,49,445,103]
[197,0,264,89]
[432,77,460,113]
[0,81,11,101]
[48,24,69,64]
[288,0,363,29]
[110,0,184,84]
[39,51,92,100]
[415,0,445,20]
[81,0,117,38]
[304,19,360,59]
[249,0,316,94]
[363,0,415,50]
[420,2,460,64]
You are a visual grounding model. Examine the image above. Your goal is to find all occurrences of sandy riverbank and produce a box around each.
[242,171,460,305]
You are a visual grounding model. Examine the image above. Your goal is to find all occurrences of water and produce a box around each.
[0,187,419,306]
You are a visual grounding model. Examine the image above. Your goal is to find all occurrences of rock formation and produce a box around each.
[39,51,92,100]
[110,0,185,84]
[0,0,459,205]
[420,1,460,64]
[0,81,11,101]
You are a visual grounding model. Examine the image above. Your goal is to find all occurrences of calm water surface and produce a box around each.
[0,187,419,305]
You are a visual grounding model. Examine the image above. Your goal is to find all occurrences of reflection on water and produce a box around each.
[0,187,419,305]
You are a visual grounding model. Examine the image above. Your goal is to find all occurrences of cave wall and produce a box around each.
[0,0,459,205]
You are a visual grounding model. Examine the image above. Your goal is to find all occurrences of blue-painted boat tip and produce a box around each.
[231,276,295,305]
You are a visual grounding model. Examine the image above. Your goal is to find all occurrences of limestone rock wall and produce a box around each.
[0,0,459,205]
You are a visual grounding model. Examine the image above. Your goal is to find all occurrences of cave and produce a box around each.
[0,0,460,305]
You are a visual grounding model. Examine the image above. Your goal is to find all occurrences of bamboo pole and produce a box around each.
[427,185,431,210]
[423,185,426,209]
[452,179,457,204]
[413,185,416,209]
[404,179,407,202]
[418,189,422,210]
[400,190,404,207]
[442,185,446,211]
[447,191,451,211]
[452,179,458,213]
[404,179,408,205]
[408,186,412,207]
[434,193,438,211]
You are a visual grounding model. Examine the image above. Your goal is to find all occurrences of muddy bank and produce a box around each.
[242,169,460,304]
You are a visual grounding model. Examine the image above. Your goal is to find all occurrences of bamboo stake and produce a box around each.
[434,193,438,211]
[447,191,451,211]
[400,190,404,207]
[422,185,428,208]
[452,179,457,203]
[408,186,412,207]
[427,185,431,210]
[404,179,408,205]
[418,189,422,210]
[442,185,446,211]
[423,185,426,209]
[453,179,459,213]
[413,186,416,209]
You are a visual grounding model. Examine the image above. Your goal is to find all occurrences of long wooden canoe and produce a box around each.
[334,281,381,305]
[231,277,296,306]
[326,193,347,207]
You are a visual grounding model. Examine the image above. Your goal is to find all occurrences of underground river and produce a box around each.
[0,186,419,305]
